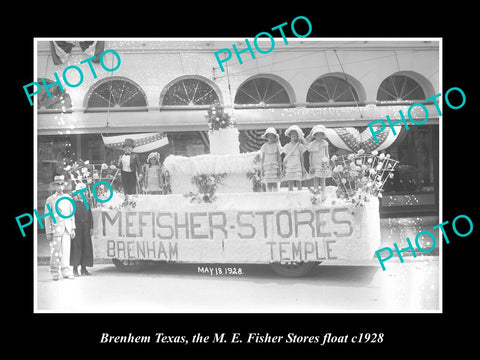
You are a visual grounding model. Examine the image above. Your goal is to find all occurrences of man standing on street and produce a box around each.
[44,175,76,281]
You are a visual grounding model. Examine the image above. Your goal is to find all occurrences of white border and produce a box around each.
[33,38,38,313]
[33,37,442,314]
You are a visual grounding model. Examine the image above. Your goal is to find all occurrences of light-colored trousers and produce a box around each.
[49,231,73,278]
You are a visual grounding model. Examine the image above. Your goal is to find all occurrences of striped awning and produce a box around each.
[101,132,169,153]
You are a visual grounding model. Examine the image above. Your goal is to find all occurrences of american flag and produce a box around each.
[101,133,169,153]
[325,126,401,152]
[50,41,105,65]
[239,130,265,153]
[198,129,266,153]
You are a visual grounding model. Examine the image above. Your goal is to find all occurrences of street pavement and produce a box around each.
[36,257,439,313]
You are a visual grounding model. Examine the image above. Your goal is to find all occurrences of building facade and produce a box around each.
[36,39,440,216]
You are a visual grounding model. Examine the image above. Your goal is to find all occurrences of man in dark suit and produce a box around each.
[117,138,143,201]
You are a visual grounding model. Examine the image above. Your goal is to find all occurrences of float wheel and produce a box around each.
[270,261,319,277]
[112,258,148,271]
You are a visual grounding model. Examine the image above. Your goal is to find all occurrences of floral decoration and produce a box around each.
[309,187,323,205]
[184,173,226,203]
[162,169,172,194]
[100,192,137,210]
[62,159,122,207]
[246,153,263,192]
[205,102,234,130]
[329,150,398,210]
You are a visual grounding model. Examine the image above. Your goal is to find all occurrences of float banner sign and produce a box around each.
[91,193,380,263]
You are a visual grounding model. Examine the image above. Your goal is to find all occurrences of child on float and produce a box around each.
[283,125,307,191]
[144,152,163,194]
[306,124,332,201]
[260,127,282,192]
[117,138,142,204]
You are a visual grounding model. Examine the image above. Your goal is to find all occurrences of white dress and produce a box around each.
[283,142,306,181]
[308,139,332,178]
[260,142,282,183]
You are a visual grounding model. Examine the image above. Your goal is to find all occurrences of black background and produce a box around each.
[7,4,478,356]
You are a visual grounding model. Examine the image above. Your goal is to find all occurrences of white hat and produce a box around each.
[261,127,279,139]
[310,124,327,136]
[285,125,304,138]
[52,175,66,184]
[147,152,160,162]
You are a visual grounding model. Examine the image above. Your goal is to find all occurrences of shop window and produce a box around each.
[234,77,291,107]
[167,131,208,156]
[37,135,77,208]
[37,78,72,111]
[306,75,359,104]
[382,126,437,193]
[239,130,266,153]
[377,74,425,102]
[161,78,219,106]
[85,77,147,109]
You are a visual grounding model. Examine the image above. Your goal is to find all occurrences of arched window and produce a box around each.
[85,77,147,110]
[37,78,72,111]
[306,75,359,104]
[161,77,220,106]
[377,74,426,102]
[234,77,292,107]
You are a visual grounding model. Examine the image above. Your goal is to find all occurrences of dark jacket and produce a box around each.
[70,199,94,267]
[117,153,142,172]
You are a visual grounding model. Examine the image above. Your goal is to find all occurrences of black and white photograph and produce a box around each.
[32,37,442,313]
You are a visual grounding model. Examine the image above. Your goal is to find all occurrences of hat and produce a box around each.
[52,175,66,185]
[261,127,279,139]
[147,152,160,162]
[310,124,327,137]
[285,125,304,139]
[75,182,87,191]
[123,138,135,148]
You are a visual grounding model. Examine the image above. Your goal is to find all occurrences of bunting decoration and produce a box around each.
[324,126,401,152]
[239,130,265,153]
[101,133,169,153]
[50,41,105,65]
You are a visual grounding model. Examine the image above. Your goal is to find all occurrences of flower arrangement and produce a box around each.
[62,160,119,186]
[100,192,137,210]
[62,159,122,207]
[99,162,119,181]
[309,187,323,205]
[205,102,234,131]
[246,153,263,192]
[94,182,115,202]
[184,173,226,203]
[162,169,172,194]
[330,149,398,209]
[63,160,94,185]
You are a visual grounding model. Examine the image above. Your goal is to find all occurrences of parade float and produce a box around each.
[72,104,398,277]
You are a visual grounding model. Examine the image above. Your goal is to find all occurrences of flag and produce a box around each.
[50,41,75,65]
[101,133,169,153]
[79,41,105,63]
[51,41,105,65]
[324,126,401,153]
[239,130,265,152]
